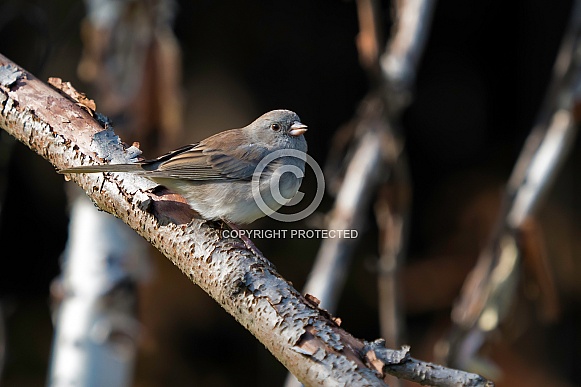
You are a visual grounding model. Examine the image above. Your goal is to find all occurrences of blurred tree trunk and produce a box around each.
[49,1,182,385]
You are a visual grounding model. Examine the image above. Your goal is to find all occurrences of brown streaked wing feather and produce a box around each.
[146,146,227,180]
[142,129,265,181]
[200,129,267,180]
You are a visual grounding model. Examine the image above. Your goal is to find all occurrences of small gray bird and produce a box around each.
[60,109,308,225]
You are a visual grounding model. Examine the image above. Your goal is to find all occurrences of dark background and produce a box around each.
[1,0,580,386]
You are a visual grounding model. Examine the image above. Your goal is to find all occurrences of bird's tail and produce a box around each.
[58,164,142,174]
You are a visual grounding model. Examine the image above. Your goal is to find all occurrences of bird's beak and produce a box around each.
[289,122,308,137]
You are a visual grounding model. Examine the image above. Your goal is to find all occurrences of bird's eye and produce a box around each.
[270,123,280,131]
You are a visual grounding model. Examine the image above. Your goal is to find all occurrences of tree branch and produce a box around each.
[0,53,385,386]
[363,340,493,387]
[0,52,493,387]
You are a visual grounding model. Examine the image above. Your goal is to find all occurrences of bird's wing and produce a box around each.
[145,131,266,181]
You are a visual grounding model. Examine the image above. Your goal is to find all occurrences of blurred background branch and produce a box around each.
[302,0,432,326]
[290,1,433,386]
[441,0,581,375]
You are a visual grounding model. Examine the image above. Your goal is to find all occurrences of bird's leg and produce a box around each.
[223,221,275,269]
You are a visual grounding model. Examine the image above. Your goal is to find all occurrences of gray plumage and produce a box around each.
[60,109,308,224]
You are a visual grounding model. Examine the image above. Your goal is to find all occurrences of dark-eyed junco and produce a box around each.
[59,110,308,225]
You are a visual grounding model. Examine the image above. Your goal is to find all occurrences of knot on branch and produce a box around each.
[363,339,410,376]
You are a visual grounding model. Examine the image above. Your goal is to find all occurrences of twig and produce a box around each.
[363,339,493,387]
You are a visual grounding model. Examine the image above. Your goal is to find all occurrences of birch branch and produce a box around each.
[0,52,494,387]
[0,53,385,387]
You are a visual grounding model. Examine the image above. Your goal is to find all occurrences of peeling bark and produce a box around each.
[0,53,494,387]
[0,54,386,386]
